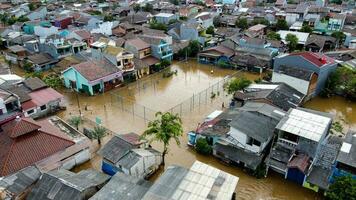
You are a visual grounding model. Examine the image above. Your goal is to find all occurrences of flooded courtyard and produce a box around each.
[53,60,355,200]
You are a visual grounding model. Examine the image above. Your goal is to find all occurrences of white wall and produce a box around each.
[34,26,59,38]
[229,127,265,154]
[272,72,310,95]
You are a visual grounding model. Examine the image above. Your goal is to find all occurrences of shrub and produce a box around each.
[195,138,212,155]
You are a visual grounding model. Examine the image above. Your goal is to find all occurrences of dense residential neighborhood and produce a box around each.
[0,0,355,199]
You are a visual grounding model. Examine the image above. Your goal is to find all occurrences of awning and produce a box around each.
[142,56,160,66]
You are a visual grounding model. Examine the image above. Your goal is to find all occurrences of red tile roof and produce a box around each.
[0,117,75,176]
[28,88,63,107]
[126,38,150,50]
[74,30,92,40]
[290,52,335,68]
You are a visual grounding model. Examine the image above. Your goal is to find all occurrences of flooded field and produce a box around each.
[35,60,354,200]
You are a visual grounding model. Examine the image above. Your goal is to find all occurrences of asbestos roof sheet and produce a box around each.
[90,173,152,200]
[142,161,239,200]
[276,108,331,142]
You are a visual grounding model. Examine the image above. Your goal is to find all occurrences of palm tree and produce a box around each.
[68,116,81,130]
[141,112,183,166]
[92,125,107,145]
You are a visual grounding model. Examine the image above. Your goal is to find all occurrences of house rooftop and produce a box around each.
[142,161,239,200]
[154,13,175,18]
[90,172,152,200]
[276,65,314,81]
[97,135,135,164]
[126,38,150,50]
[288,52,335,68]
[229,111,278,143]
[23,77,47,91]
[0,166,41,198]
[27,169,110,200]
[0,117,75,176]
[337,130,356,168]
[276,108,332,142]
[71,60,121,82]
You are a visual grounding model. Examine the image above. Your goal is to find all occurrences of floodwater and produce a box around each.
[59,60,325,200]
[23,59,356,200]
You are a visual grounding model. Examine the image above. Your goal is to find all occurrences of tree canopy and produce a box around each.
[322,66,356,100]
[206,26,214,35]
[235,18,248,30]
[92,125,107,145]
[275,19,289,30]
[225,77,252,94]
[326,176,356,200]
[285,33,298,52]
[300,25,313,33]
[267,31,281,40]
[141,112,183,165]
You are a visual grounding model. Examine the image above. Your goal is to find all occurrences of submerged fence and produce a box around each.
[110,69,243,122]
[166,71,242,117]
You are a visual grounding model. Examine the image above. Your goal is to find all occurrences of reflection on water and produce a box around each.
[57,60,337,200]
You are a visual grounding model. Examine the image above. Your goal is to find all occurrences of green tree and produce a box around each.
[235,18,248,30]
[285,33,298,52]
[141,112,183,166]
[330,0,342,4]
[92,125,107,145]
[331,31,346,45]
[28,3,36,11]
[326,176,356,200]
[170,0,179,5]
[323,66,356,100]
[206,26,214,35]
[68,116,81,130]
[17,16,30,22]
[25,71,44,79]
[43,74,63,89]
[160,59,171,68]
[103,15,114,22]
[225,77,252,94]
[300,25,313,33]
[133,4,141,12]
[267,31,281,40]
[149,19,168,31]
[213,16,221,27]
[188,40,201,57]
[142,3,153,12]
[276,19,288,30]
[252,18,269,26]
[0,13,9,25]
[195,138,212,155]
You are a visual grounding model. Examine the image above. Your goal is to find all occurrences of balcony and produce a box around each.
[277,138,297,149]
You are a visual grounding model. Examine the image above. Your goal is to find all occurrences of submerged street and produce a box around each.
[55,60,355,200]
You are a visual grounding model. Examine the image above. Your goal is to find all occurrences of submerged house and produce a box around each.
[142,161,239,200]
[125,38,160,78]
[266,108,333,185]
[273,52,337,96]
[62,59,123,96]
[198,45,235,66]
[213,102,285,170]
[27,169,110,200]
[98,133,161,178]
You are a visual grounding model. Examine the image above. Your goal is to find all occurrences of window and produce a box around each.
[246,137,261,147]
[27,109,35,115]
[40,105,47,111]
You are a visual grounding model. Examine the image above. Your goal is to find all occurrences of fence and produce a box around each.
[166,71,242,117]
[110,68,244,122]
[110,93,158,123]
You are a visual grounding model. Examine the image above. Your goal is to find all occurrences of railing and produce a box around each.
[277,138,297,149]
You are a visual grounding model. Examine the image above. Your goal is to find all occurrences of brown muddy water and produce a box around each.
[16,60,355,199]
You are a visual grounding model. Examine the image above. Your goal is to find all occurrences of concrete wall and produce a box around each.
[272,72,310,95]
[229,127,267,154]
[274,55,337,95]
